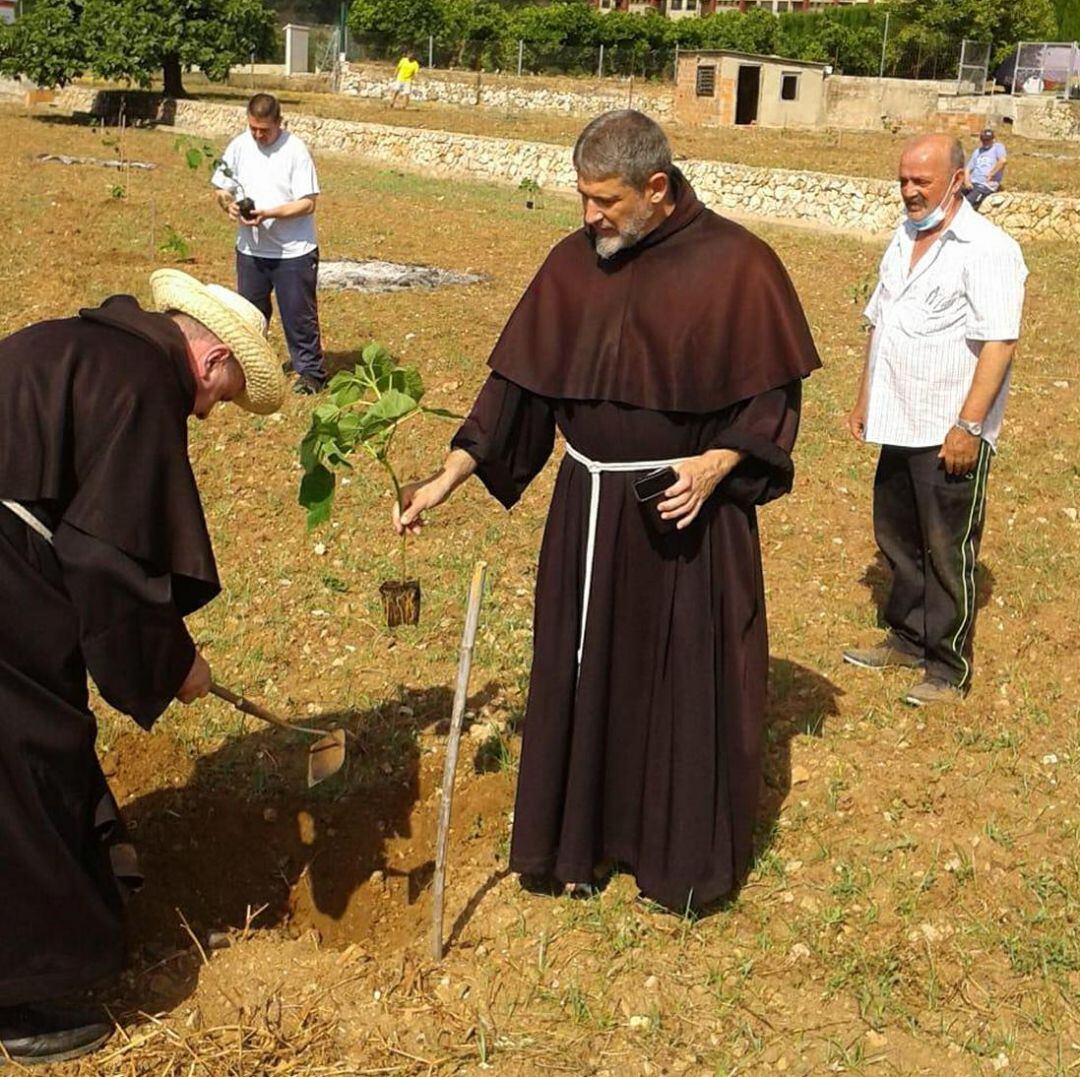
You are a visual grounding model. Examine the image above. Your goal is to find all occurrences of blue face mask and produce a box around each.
[909,180,956,233]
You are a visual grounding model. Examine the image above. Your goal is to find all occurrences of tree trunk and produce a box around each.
[162,54,188,99]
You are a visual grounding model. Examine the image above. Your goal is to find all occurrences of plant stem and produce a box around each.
[382,453,408,583]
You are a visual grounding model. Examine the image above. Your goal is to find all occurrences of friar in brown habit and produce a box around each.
[394,111,821,913]
[0,271,285,1065]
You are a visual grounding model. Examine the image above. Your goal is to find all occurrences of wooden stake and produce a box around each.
[431,561,488,960]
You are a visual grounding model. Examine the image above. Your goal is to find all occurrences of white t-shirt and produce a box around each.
[211,129,320,259]
[863,200,1027,451]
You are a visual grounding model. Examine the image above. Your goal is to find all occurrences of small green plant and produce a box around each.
[297,342,459,627]
[518,176,541,209]
[177,136,255,219]
[847,272,876,308]
[109,183,126,200]
[158,225,190,261]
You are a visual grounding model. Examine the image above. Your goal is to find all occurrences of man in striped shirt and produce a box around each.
[844,134,1028,706]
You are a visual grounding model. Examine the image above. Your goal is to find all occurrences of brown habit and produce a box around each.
[0,297,218,1004]
[453,177,820,910]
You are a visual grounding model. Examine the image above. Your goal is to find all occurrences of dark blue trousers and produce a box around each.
[236,249,326,384]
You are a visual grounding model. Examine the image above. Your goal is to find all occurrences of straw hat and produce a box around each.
[149,269,286,414]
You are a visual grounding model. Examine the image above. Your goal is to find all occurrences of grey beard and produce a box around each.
[593,204,655,260]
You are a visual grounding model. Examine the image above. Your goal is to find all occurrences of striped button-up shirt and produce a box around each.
[863,199,1028,450]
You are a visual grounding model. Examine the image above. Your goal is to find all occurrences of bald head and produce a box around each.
[898,133,965,230]
[901,134,965,177]
[168,310,245,419]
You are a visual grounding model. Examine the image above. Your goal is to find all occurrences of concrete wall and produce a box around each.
[340,62,674,122]
[825,76,939,131]
[0,76,25,100]
[52,87,1080,242]
[1011,96,1080,140]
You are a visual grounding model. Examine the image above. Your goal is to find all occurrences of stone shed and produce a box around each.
[675,50,828,128]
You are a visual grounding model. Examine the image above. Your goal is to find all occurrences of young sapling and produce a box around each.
[297,343,460,628]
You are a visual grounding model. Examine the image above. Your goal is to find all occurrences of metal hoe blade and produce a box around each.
[307,728,347,788]
[210,682,346,787]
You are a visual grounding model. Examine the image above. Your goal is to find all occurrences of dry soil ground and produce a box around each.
[0,103,1077,1075]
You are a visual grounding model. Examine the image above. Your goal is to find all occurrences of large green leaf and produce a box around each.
[390,365,425,403]
[299,428,320,473]
[299,465,336,530]
[358,388,418,437]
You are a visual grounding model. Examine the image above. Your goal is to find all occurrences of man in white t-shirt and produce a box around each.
[212,93,327,393]
[843,134,1027,706]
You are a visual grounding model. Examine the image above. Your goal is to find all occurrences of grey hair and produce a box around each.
[572,110,673,189]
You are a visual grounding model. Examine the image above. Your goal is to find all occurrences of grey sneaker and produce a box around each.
[842,642,924,671]
[903,677,966,707]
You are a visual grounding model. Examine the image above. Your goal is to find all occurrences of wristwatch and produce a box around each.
[954,417,983,437]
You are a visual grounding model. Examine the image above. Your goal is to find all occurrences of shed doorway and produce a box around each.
[735,64,760,125]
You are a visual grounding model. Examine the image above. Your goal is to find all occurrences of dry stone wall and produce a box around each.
[340,62,674,122]
[53,87,1080,242]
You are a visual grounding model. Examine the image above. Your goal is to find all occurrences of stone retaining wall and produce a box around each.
[340,62,674,121]
[53,87,1080,242]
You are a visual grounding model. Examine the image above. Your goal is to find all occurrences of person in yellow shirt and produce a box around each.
[389,50,421,110]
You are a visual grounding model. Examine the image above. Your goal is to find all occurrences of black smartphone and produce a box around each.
[633,466,677,503]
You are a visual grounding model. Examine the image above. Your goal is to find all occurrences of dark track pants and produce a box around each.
[873,442,992,688]
[236,249,326,384]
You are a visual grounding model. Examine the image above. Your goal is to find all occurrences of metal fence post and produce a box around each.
[1012,41,1022,94]
[598,43,604,79]
[674,43,679,82]
[879,11,889,79]
[517,39,524,77]
[428,34,434,69]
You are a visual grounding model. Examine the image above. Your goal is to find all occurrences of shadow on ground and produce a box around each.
[101,679,504,1017]
[100,657,837,1010]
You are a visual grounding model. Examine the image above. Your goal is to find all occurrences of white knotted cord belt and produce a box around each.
[563,442,683,671]
[1,499,54,543]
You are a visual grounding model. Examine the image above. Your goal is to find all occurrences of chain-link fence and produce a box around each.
[340,34,677,80]
[1010,41,1080,98]
[256,20,999,91]
[955,39,990,96]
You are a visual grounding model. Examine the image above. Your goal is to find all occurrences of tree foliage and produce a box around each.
[0,0,87,87]
[1053,0,1080,40]
[888,0,1057,66]
[0,0,274,91]
[343,0,1066,77]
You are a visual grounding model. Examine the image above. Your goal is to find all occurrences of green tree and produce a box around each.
[82,0,275,96]
[508,1,598,47]
[1053,0,1080,40]
[885,0,1058,65]
[347,0,444,45]
[776,7,886,73]
[0,0,274,94]
[0,0,87,88]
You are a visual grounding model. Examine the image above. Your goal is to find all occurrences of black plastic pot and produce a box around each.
[236,197,256,220]
[380,579,421,627]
